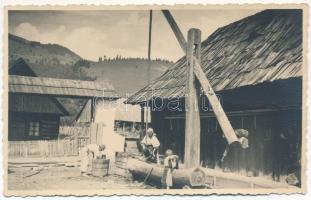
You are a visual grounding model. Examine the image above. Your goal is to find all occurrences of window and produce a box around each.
[29,121,40,137]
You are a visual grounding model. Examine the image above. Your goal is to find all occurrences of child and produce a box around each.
[161,149,179,189]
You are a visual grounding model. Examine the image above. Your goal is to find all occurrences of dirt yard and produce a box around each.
[8,162,154,190]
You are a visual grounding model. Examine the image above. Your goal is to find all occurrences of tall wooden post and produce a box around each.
[140,105,145,140]
[184,28,201,168]
[90,98,95,122]
[162,10,239,145]
[145,10,152,132]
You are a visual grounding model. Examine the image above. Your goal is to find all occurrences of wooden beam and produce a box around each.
[161,10,238,144]
[90,98,95,122]
[9,92,117,99]
[74,99,89,122]
[140,105,145,139]
[184,28,201,168]
[162,10,187,52]
[146,10,153,131]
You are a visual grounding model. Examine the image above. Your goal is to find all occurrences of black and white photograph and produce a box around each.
[2,4,307,196]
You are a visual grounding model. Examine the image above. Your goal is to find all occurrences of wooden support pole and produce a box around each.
[74,99,89,123]
[161,10,238,144]
[90,98,95,122]
[140,105,145,140]
[145,10,153,131]
[184,28,201,168]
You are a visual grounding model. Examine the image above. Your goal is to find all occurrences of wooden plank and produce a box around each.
[140,105,145,139]
[74,100,89,122]
[184,28,201,168]
[161,10,238,144]
[193,63,238,144]
[90,98,95,122]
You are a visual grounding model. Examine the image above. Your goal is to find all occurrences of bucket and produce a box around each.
[92,158,109,177]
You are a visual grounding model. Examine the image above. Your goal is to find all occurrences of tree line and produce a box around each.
[98,55,173,63]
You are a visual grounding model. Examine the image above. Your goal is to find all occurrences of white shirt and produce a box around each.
[81,144,104,158]
[141,135,160,148]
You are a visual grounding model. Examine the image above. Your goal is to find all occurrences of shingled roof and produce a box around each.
[127,9,302,104]
[9,75,117,98]
[9,58,117,98]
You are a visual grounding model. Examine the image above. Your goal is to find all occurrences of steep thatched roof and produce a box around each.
[127,9,302,104]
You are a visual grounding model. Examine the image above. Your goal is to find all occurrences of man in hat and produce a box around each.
[79,144,106,176]
[140,127,160,163]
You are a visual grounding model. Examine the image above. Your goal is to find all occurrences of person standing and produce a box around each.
[221,129,249,172]
[79,144,106,176]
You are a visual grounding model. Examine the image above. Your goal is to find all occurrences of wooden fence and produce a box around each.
[8,139,78,157]
[9,123,106,158]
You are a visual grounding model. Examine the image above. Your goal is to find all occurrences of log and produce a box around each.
[127,158,206,188]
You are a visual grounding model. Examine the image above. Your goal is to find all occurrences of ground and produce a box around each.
[7,156,294,190]
[8,157,154,190]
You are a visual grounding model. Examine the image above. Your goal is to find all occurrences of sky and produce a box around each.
[8,9,262,61]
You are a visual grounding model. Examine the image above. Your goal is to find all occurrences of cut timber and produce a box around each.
[162,10,238,144]
[128,158,206,188]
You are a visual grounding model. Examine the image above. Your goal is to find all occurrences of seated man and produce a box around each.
[140,128,160,164]
[79,144,106,176]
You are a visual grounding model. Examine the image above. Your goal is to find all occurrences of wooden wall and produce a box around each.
[9,112,60,141]
[9,93,65,115]
[149,79,302,181]
[154,109,301,181]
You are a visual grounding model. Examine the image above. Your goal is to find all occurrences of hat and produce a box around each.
[99,144,106,151]
[147,128,154,133]
[165,149,174,157]
[235,129,249,138]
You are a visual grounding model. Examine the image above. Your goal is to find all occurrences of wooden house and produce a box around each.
[8,58,117,142]
[9,74,69,141]
[127,10,303,182]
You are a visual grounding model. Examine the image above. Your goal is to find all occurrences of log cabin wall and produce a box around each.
[8,93,66,141]
[9,112,60,141]
[9,94,66,115]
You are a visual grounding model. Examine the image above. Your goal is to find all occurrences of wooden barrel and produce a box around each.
[115,152,129,168]
[92,158,109,177]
